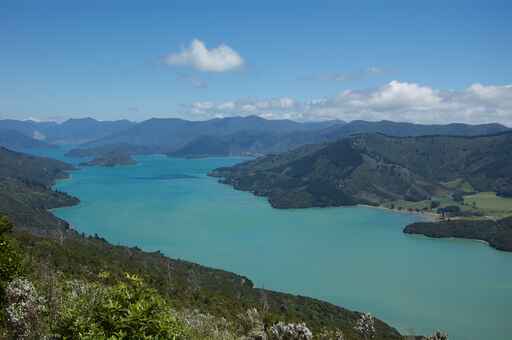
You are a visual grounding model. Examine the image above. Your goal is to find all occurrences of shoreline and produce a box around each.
[359,204,441,222]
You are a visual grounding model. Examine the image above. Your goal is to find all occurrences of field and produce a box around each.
[383,191,512,220]
[463,192,512,218]
[441,179,475,193]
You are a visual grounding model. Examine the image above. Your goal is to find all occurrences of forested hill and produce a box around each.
[0,129,55,150]
[0,146,74,186]
[0,147,79,232]
[210,132,512,208]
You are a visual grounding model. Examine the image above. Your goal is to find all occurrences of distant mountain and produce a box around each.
[167,120,510,158]
[85,115,343,151]
[6,116,508,158]
[210,132,512,208]
[321,120,509,139]
[46,118,135,144]
[167,131,288,158]
[0,129,55,150]
[0,117,135,145]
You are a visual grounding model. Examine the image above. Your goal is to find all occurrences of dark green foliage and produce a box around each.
[54,274,188,339]
[430,201,440,209]
[0,216,21,285]
[212,132,512,209]
[0,178,78,233]
[452,192,464,202]
[0,215,22,326]
[0,147,79,232]
[0,146,74,187]
[404,216,512,252]
[14,230,402,339]
[497,189,512,198]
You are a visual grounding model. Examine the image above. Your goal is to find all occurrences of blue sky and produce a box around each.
[1,0,512,124]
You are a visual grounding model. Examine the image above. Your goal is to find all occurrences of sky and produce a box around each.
[1,0,512,125]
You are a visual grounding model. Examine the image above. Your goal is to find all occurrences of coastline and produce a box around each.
[359,204,441,222]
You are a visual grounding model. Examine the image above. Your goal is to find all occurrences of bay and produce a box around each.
[41,151,512,340]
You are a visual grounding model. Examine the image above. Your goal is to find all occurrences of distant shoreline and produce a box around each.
[359,204,440,222]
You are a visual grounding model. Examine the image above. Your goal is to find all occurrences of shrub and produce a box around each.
[54,273,188,339]
[316,328,345,340]
[0,216,21,286]
[354,312,376,339]
[269,321,313,340]
[430,201,440,209]
[5,278,46,339]
[426,330,448,340]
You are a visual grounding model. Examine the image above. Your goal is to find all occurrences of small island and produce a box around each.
[404,216,512,252]
[80,153,137,167]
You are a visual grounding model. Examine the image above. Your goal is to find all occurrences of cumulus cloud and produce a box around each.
[182,81,512,125]
[165,39,244,72]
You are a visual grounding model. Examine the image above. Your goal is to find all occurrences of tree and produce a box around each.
[430,201,440,209]
[0,215,22,295]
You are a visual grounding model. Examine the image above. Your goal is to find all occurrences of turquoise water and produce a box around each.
[36,150,511,340]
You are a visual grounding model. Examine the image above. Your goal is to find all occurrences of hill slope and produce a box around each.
[210,132,512,208]
[0,118,135,145]
[0,129,55,150]
[0,147,79,232]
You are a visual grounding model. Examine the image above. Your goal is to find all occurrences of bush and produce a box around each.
[0,216,21,286]
[354,312,375,339]
[452,192,464,202]
[0,215,22,329]
[4,278,46,339]
[54,273,188,339]
[269,321,313,340]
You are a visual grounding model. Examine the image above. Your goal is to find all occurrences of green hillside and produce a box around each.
[210,132,512,210]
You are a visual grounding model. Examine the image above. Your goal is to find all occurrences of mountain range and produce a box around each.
[0,117,134,145]
[2,116,509,160]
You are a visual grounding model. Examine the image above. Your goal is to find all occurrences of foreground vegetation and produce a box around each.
[0,214,413,339]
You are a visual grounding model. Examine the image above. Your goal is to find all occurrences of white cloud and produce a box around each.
[182,81,512,125]
[165,39,244,72]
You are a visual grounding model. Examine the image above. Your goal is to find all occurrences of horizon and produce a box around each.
[1,1,512,125]
[1,114,512,128]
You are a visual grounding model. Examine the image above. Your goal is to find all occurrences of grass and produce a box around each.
[384,196,460,212]
[441,178,475,193]
[463,192,512,218]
